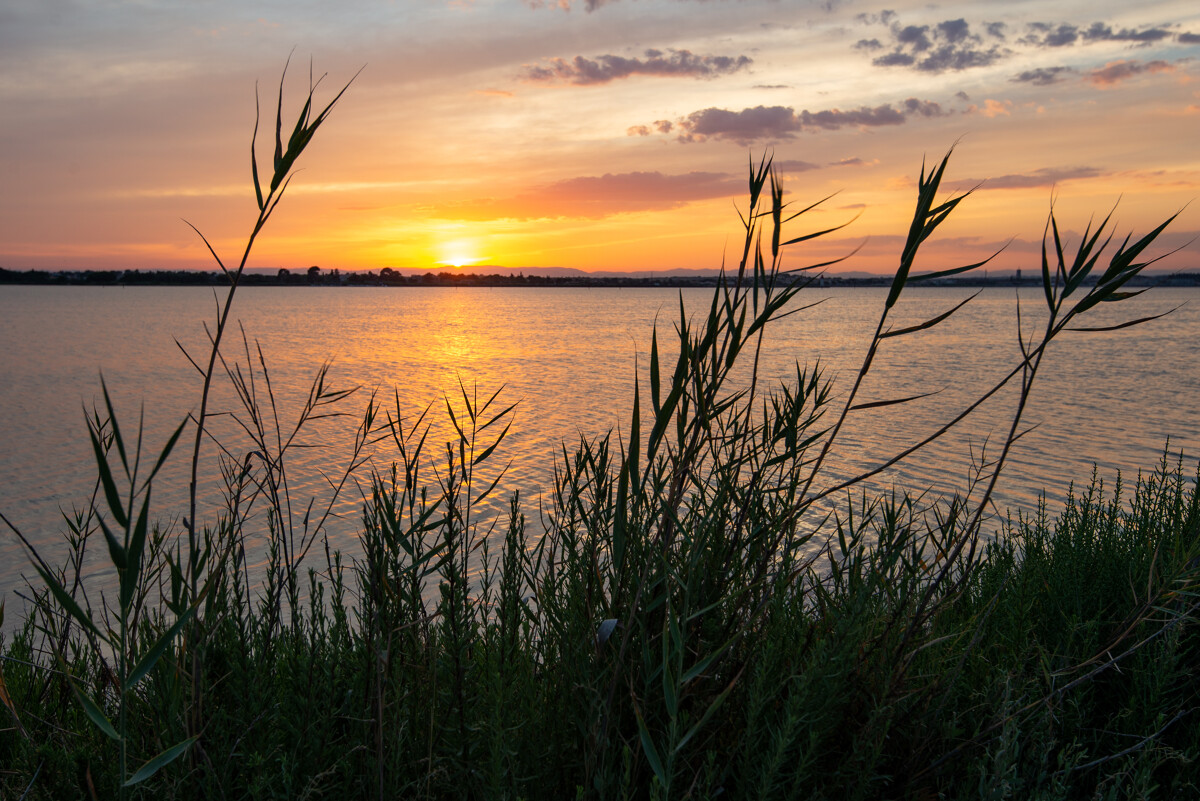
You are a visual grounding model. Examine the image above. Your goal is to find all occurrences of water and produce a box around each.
[2,283,1198,611]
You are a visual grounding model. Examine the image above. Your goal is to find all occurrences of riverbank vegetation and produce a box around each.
[2,63,1197,799]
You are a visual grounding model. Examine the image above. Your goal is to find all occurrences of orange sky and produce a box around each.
[1,1,1198,275]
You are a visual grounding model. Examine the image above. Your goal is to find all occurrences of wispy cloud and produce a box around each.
[774,159,821,173]
[947,166,1105,191]
[523,49,751,85]
[430,171,741,220]
[1020,21,1175,48]
[1087,59,1174,86]
[1011,67,1076,85]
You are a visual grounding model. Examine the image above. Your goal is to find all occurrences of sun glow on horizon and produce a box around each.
[437,238,485,269]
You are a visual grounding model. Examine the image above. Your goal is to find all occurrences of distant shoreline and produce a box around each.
[3,267,1199,289]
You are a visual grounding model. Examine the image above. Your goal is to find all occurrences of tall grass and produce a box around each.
[2,62,1197,799]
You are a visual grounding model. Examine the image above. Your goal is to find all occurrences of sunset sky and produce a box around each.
[1,0,1198,275]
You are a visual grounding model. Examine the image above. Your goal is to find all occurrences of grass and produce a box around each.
[1,61,1198,799]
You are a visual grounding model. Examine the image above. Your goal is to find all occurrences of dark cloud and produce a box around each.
[1011,66,1075,85]
[938,19,971,44]
[873,52,916,67]
[903,98,950,117]
[1088,59,1174,86]
[433,171,741,220]
[1084,23,1172,43]
[677,106,804,144]
[523,49,751,85]
[664,98,947,144]
[865,14,1179,75]
[799,105,906,129]
[1022,21,1175,48]
[947,166,1104,191]
[864,15,1009,73]
[1180,32,1200,44]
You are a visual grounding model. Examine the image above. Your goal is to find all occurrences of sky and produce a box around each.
[1,0,1198,275]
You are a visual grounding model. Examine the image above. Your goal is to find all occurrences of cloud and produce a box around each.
[1023,23,1080,47]
[947,166,1105,190]
[475,88,514,98]
[430,171,742,220]
[1088,59,1174,86]
[855,11,898,26]
[798,105,906,130]
[903,98,950,117]
[775,159,821,173]
[675,106,804,144]
[1021,21,1175,48]
[1011,66,1075,85]
[861,15,1009,73]
[865,15,1182,75]
[525,0,607,10]
[1083,23,1172,44]
[967,99,1014,118]
[522,49,752,85]
[657,98,950,144]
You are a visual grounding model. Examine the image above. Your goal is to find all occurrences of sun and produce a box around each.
[439,239,482,268]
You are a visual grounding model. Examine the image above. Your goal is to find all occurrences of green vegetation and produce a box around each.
[2,63,1197,799]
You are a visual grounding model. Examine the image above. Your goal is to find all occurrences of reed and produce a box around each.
[2,61,1197,800]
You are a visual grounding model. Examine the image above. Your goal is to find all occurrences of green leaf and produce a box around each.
[98,516,127,571]
[145,416,188,487]
[99,378,130,477]
[1041,226,1055,313]
[70,676,120,742]
[124,737,198,786]
[675,671,740,755]
[1065,308,1179,333]
[650,327,661,415]
[879,292,979,339]
[125,605,196,692]
[633,698,667,785]
[88,423,128,530]
[251,88,265,210]
[121,491,152,613]
[849,389,942,412]
[33,564,106,645]
[472,419,513,465]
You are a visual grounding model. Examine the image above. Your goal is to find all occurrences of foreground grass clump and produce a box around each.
[3,456,1198,799]
[2,61,1197,799]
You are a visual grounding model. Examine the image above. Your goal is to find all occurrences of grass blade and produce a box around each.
[124,737,198,786]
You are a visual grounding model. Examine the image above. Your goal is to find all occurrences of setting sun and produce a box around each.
[438,239,483,269]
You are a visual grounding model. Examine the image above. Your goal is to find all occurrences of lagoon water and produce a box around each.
[2,284,1198,608]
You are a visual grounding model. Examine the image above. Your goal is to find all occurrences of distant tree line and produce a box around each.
[1,266,1196,288]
